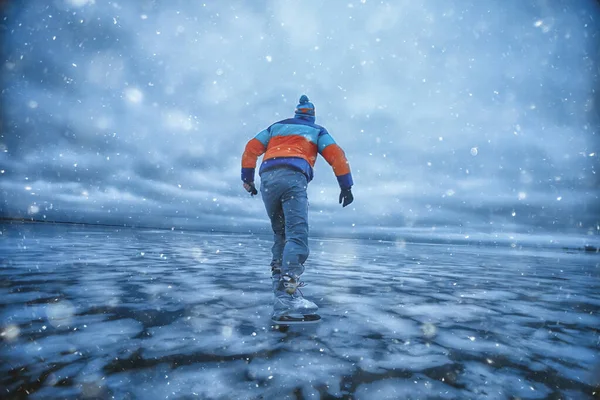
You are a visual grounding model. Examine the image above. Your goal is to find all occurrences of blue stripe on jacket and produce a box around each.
[241,167,255,183]
[259,157,314,182]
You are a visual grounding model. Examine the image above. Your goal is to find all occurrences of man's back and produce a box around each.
[262,117,328,167]
[241,94,354,192]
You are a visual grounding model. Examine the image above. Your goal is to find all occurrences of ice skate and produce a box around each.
[271,273,320,324]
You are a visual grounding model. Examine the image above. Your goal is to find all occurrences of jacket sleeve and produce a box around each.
[241,128,270,183]
[317,129,354,189]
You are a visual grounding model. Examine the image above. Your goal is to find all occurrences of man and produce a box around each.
[241,95,354,320]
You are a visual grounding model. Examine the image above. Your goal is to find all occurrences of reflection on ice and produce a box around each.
[1,224,599,399]
[46,300,76,328]
[1,324,20,341]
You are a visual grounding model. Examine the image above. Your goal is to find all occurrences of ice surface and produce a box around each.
[1,224,599,399]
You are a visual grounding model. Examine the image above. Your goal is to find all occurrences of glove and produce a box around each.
[339,188,353,207]
[243,182,258,196]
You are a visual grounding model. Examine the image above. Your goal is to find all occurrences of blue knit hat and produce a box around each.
[295,95,315,118]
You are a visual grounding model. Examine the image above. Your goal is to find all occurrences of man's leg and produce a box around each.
[280,173,309,279]
[267,205,285,270]
[267,205,285,291]
[260,171,285,290]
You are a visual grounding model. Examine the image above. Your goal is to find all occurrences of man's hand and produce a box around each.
[339,188,353,207]
[243,182,258,196]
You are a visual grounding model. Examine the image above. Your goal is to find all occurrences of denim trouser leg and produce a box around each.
[266,200,285,269]
[260,168,309,279]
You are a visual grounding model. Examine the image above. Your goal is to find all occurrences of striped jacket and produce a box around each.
[241,116,353,189]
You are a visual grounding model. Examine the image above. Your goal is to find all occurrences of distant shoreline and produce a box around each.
[0,216,170,231]
[0,217,239,235]
[1,217,598,253]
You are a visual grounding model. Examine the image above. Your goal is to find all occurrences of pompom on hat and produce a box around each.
[294,95,315,118]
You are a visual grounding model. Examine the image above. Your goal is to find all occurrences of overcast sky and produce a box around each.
[1,0,599,238]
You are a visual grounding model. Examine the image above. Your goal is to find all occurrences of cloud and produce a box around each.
[1,0,598,237]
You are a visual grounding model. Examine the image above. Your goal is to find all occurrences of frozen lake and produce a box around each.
[1,223,599,399]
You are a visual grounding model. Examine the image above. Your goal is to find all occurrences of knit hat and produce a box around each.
[295,95,315,118]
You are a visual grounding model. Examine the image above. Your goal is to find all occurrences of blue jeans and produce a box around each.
[259,168,309,278]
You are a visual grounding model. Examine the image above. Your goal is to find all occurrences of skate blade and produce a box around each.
[271,314,321,325]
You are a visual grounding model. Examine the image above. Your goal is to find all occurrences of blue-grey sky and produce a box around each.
[1,0,599,237]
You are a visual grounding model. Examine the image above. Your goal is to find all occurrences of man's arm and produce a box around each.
[317,129,353,188]
[317,129,354,207]
[241,128,270,194]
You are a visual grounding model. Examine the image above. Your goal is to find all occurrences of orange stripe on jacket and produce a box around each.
[241,138,266,168]
[263,135,319,166]
[320,144,351,176]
